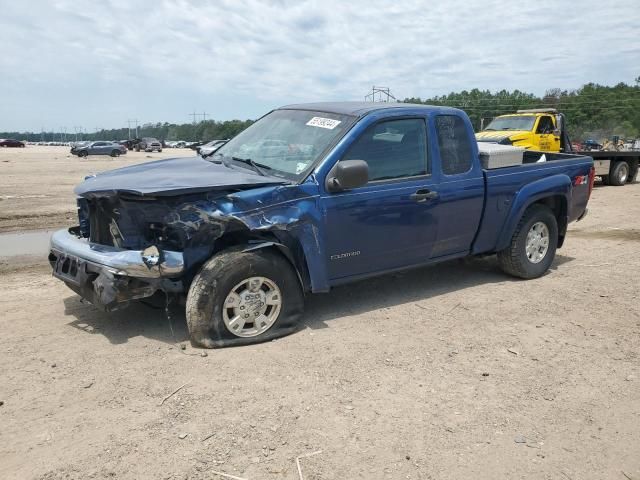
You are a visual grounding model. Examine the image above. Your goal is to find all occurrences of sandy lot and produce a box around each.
[0,147,639,479]
[0,146,194,233]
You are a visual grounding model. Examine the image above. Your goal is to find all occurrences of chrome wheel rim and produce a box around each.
[222,276,282,337]
[618,164,628,183]
[525,221,550,264]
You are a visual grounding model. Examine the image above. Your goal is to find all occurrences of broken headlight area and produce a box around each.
[77,193,232,253]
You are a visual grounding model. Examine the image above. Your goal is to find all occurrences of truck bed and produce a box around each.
[472,154,593,254]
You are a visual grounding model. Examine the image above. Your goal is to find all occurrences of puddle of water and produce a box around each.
[0,230,53,257]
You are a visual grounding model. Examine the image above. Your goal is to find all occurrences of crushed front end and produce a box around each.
[48,197,188,310]
[48,193,216,311]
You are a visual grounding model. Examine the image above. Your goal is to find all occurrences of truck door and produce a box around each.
[320,117,439,280]
[430,114,485,257]
[534,115,558,152]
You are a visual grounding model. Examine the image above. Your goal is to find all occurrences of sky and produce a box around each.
[1,0,638,132]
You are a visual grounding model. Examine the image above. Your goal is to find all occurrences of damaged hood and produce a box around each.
[75,156,287,198]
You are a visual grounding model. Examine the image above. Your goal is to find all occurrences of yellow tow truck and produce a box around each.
[475,108,566,152]
[476,108,639,185]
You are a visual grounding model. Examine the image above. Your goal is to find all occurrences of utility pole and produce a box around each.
[201,112,208,122]
[127,119,139,139]
[73,126,82,142]
[189,111,198,124]
[364,86,397,103]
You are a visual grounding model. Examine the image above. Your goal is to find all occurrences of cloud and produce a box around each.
[1,0,638,130]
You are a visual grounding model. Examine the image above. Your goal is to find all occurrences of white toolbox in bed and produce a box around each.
[478,143,525,169]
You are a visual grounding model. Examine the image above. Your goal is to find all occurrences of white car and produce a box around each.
[198,140,228,157]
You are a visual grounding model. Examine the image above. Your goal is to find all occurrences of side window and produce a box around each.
[343,118,428,182]
[536,116,554,134]
[435,115,473,175]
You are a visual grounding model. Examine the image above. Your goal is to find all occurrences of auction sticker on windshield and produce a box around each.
[306,117,342,129]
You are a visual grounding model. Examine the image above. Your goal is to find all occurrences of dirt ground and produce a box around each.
[0,147,639,480]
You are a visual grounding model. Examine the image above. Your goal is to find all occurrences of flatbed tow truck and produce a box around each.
[476,109,639,186]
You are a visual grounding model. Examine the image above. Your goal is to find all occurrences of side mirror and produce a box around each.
[326,160,369,192]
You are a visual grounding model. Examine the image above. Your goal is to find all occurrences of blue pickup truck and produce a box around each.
[49,102,594,347]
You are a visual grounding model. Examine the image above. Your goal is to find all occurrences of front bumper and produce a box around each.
[49,228,184,310]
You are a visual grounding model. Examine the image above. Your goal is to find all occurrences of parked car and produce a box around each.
[49,102,594,348]
[581,139,602,151]
[0,139,25,147]
[135,138,162,152]
[197,139,228,157]
[70,141,127,157]
[188,141,207,150]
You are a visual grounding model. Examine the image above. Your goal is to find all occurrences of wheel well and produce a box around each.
[187,229,311,293]
[532,195,567,247]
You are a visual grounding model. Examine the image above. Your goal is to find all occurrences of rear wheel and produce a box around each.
[498,204,558,279]
[186,248,304,348]
[110,149,120,157]
[609,161,629,186]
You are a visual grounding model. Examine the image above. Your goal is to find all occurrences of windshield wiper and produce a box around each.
[484,128,496,131]
[230,156,272,177]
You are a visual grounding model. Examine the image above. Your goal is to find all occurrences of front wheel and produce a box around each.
[186,248,304,348]
[78,150,88,158]
[498,205,558,279]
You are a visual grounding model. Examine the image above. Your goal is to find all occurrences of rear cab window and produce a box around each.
[435,115,473,175]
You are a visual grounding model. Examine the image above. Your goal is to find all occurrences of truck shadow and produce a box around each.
[303,253,573,329]
[63,253,574,346]
[64,295,189,346]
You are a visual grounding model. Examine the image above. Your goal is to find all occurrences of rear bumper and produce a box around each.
[49,228,184,309]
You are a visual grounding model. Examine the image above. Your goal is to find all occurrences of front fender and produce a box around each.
[495,174,571,252]
[243,241,310,292]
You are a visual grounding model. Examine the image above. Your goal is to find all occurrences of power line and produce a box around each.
[422,99,640,110]
[422,90,640,102]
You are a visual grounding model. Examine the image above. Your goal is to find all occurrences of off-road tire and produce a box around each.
[609,161,629,186]
[186,247,304,348]
[110,150,120,157]
[498,204,558,279]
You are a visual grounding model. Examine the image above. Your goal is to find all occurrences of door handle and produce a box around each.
[410,189,438,203]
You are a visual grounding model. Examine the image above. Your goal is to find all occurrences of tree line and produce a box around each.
[0,119,255,144]
[404,79,640,141]
[3,79,638,143]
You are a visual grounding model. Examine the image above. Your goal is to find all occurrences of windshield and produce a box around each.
[211,109,352,180]
[485,115,536,131]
